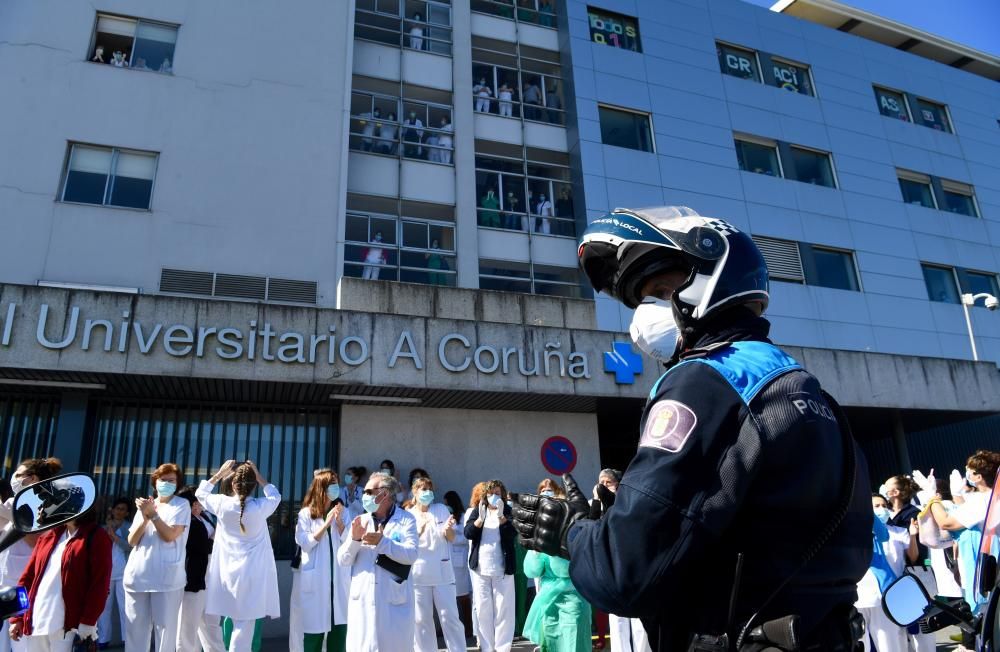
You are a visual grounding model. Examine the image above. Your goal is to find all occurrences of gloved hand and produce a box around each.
[477,502,488,524]
[950,469,968,497]
[512,473,591,559]
[76,623,98,640]
[912,469,936,506]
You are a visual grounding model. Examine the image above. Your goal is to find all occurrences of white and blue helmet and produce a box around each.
[578,206,769,329]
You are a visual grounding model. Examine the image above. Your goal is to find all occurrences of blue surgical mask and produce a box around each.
[156,481,176,498]
[874,507,891,524]
[418,491,434,505]
[344,474,354,485]
[327,485,340,501]
[362,493,379,513]
[488,494,502,509]
[540,490,555,498]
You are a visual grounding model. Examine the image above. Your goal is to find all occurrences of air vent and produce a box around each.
[267,278,318,304]
[214,274,266,301]
[159,269,213,295]
[159,269,317,304]
[752,236,804,282]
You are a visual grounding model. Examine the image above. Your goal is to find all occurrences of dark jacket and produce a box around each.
[184,515,213,592]
[15,522,113,635]
[567,315,873,651]
[464,504,517,575]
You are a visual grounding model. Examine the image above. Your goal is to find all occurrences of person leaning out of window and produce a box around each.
[10,495,112,652]
[464,479,517,652]
[122,463,191,652]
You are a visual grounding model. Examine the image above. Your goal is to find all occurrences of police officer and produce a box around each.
[513,206,872,651]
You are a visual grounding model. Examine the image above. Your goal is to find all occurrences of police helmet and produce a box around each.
[578,205,769,328]
[36,483,86,525]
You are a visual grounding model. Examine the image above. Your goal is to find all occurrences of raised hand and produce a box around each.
[351,515,366,541]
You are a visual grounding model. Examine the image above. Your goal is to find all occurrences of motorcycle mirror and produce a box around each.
[979,555,998,598]
[882,573,932,627]
[11,473,97,534]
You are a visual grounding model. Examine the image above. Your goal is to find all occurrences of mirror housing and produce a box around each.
[11,473,97,533]
[882,573,932,627]
[979,554,998,598]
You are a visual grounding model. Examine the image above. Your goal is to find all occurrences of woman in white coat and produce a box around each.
[407,477,466,652]
[337,472,418,652]
[197,461,281,652]
[290,469,348,652]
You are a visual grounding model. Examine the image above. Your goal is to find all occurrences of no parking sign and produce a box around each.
[540,436,577,475]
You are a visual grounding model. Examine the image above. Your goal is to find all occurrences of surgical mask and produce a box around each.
[9,477,24,495]
[418,491,434,505]
[375,234,382,242]
[344,474,354,485]
[966,470,977,485]
[156,481,176,498]
[326,485,341,501]
[362,493,380,513]
[540,490,555,498]
[874,507,891,524]
[488,494,502,509]
[396,491,406,503]
[629,297,679,362]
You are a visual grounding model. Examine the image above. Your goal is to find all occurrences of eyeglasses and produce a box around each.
[363,487,389,496]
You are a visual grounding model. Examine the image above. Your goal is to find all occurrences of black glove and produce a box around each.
[512,473,591,559]
[595,483,615,510]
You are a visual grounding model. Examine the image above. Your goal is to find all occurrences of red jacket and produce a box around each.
[12,522,112,635]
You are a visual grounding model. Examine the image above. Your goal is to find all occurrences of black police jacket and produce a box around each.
[566,313,873,650]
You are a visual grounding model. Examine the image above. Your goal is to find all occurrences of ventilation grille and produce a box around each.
[752,236,804,282]
[159,269,317,304]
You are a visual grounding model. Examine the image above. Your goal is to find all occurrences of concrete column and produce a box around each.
[51,393,89,472]
[451,0,479,288]
[891,409,912,473]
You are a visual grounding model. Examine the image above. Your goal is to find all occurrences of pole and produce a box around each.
[962,298,979,361]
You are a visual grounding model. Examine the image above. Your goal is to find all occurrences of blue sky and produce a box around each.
[742,0,1000,57]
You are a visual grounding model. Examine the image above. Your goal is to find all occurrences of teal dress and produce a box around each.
[523,551,592,652]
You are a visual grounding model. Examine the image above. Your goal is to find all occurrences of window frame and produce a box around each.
[802,244,861,292]
[959,269,1000,301]
[88,13,179,74]
[344,210,458,285]
[60,143,159,211]
[470,0,558,29]
[920,263,962,304]
[596,103,655,154]
[914,97,953,134]
[478,259,581,297]
[872,85,912,122]
[734,135,783,178]
[716,41,762,83]
[897,169,937,209]
[354,0,454,55]
[349,90,454,165]
[767,55,815,97]
[785,144,838,189]
[474,154,576,238]
[586,6,642,52]
[939,179,980,217]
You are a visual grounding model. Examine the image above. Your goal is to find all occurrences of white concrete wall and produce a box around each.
[340,405,602,498]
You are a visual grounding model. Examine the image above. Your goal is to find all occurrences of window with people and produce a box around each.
[90,14,178,73]
[472,42,565,126]
[471,0,557,28]
[474,150,576,237]
[355,0,453,54]
[349,87,454,165]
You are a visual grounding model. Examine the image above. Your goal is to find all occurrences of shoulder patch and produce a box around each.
[640,400,697,453]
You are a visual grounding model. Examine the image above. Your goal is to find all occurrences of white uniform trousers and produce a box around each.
[610,614,652,652]
[0,627,27,652]
[227,619,256,652]
[177,590,225,652]
[414,584,466,652]
[98,578,127,644]
[24,633,72,652]
[905,566,938,652]
[858,606,907,652]
[470,571,514,652]
[125,588,184,652]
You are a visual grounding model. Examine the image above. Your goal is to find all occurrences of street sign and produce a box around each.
[540,436,577,475]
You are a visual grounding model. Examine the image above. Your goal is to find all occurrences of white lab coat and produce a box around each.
[290,508,349,632]
[196,481,281,620]
[337,508,418,652]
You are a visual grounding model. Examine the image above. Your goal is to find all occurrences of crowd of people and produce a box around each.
[0,448,996,652]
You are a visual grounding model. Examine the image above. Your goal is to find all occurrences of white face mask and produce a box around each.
[629,298,679,362]
[9,477,24,495]
[874,507,891,524]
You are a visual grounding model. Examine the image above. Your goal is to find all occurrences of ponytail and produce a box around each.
[231,463,258,534]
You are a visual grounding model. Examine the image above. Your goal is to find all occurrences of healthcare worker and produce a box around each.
[337,472,417,652]
[854,494,911,652]
[884,474,936,651]
[926,450,1000,611]
[465,480,516,652]
[123,463,191,652]
[197,461,281,652]
[514,206,872,650]
[1,458,63,652]
[443,490,474,638]
[290,469,348,652]
[97,498,131,648]
[407,477,466,652]
[341,467,365,520]
[175,487,224,652]
[523,548,591,652]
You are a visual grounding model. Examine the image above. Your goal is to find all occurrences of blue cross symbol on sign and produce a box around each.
[604,342,643,384]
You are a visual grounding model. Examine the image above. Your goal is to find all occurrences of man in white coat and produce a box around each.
[337,473,418,652]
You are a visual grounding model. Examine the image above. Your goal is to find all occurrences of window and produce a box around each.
[873,86,910,121]
[90,14,177,73]
[472,41,565,125]
[586,7,641,52]
[960,270,1000,300]
[769,58,814,96]
[471,0,557,28]
[354,0,453,55]
[717,43,760,82]
[921,264,960,303]
[475,154,576,237]
[479,260,580,297]
[915,98,952,133]
[598,105,654,153]
[787,146,835,188]
[349,87,454,164]
[897,170,935,208]
[61,144,157,210]
[806,247,859,291]
[940,180,979,217]
[735,138,781,177]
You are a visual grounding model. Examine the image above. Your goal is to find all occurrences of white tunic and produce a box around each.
[290,508,349,632]
[337,508,418,652]
[197,480,281,620]
[32,529,75,636]
[0,526,33,587]
[408,503,455,586]
[123,496,191,593]
[855,523,909,608]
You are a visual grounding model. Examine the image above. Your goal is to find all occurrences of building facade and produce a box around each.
[2,0,1000,637]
